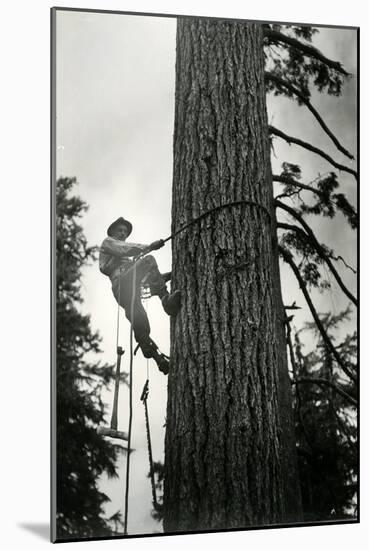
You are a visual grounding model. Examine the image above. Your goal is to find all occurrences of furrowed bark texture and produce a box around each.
[164,18,300,532]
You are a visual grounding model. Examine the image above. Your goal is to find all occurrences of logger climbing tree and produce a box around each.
[163,18,357,532]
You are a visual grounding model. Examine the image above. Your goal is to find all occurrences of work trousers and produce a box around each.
[111,255,166,345]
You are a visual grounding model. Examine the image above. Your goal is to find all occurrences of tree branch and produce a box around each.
[331,255,357,274]
[265,72,354,160]
[279,245,357,384]
[273,174,321,199]
[293,377,357,407]
[278,219,333,276]
[273,174,358,228]
[269,126,357,180]
[276,202,357,306]
[263,28,349,76]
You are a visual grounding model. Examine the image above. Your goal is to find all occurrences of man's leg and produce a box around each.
[124,299,170,375]
[112,274,169,374]
[112,276,151,343]
[123,295,151,346]
[135,256,166,295]
[136,255,181,316]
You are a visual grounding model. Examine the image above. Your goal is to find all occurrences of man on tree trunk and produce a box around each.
[99,216,181,374]
[164,18,302,531]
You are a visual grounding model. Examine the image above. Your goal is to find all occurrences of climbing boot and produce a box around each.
[138,339,157,359]
[137,339,170,375]
[148,276,168,298]
[161,290,181,316]
[161,271,172,283]
[152,351,169,375]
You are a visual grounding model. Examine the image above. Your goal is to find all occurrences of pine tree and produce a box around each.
[290,310,357,521]
[56,177,127,540]
[164,18,357,531]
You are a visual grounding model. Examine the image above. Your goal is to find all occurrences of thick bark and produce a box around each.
[164,18,301,532]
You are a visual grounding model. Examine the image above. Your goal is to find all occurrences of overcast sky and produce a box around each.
[56,10,357,537]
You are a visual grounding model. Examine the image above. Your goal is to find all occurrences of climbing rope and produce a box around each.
[112,270,123,434]
[116,268,122,349]
[120,199,272,282]
[123,261,137,535]
[144,298,150,379]
[163,198,271,244]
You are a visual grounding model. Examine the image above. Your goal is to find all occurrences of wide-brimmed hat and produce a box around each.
[107,217,133,237]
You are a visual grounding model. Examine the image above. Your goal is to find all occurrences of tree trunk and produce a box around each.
[164,18,301,532]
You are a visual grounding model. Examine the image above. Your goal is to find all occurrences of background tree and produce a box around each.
[56,177,128,540]
[289,309,357,521]
[148,461,165,523]
[164,18,357,532]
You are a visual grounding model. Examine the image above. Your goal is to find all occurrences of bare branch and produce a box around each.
[265,72,354,159]
[263,28,349,76]
[279,245,357,384]
[269,126,357,180]
[278,221,309,234]
[293,377,357,407]
[331,255,357,274]
[276,202,357,306]
[275,187,302,201]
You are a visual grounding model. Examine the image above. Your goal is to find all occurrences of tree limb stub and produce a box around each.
[265,72,354,160]
[276,202,357,306]
[263,29,349,76]
[269,126,357,181]
[279,245,357,384]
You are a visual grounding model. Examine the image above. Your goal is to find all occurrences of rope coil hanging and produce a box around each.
[140,379,161,512]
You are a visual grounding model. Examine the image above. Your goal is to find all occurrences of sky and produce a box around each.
[55,10,357,537]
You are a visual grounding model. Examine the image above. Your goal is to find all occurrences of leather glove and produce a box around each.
[149,239,165,251]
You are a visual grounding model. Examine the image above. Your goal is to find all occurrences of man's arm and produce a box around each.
[100,237,148,258]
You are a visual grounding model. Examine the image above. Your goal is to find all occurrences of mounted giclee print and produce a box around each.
[51,6,358,543]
